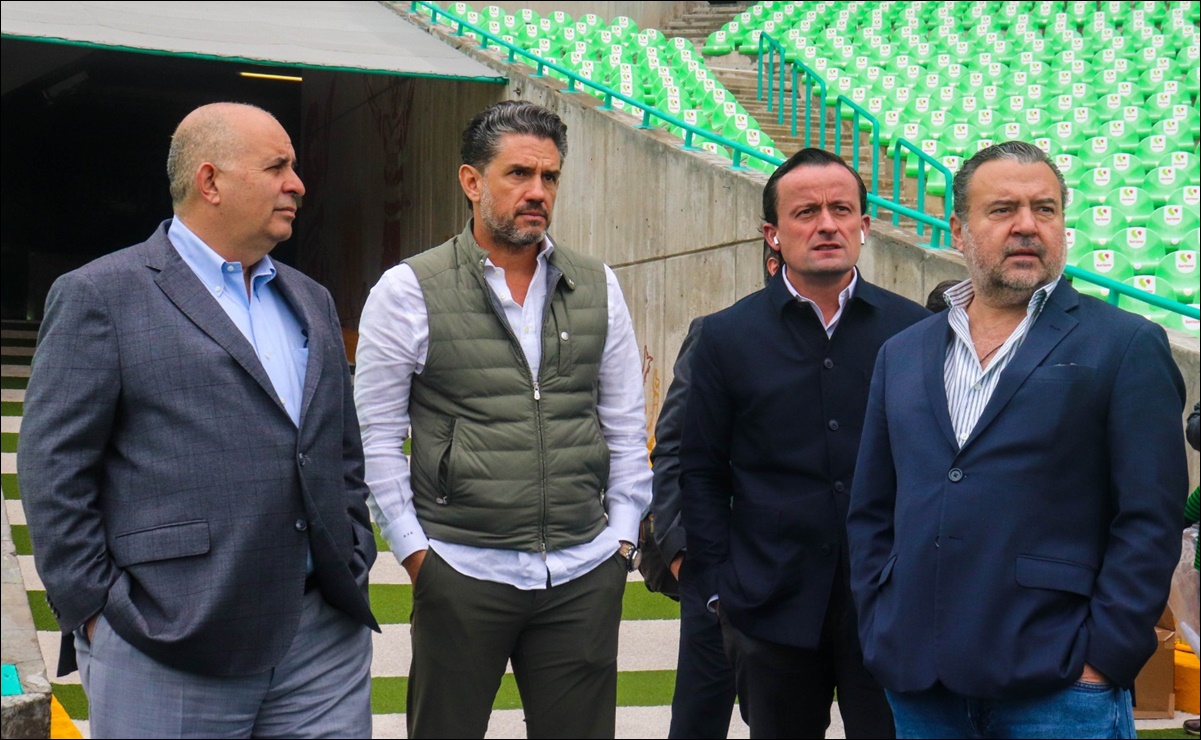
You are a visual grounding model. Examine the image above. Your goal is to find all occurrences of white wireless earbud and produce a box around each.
[860,230,866,245]
[774,237,780,246]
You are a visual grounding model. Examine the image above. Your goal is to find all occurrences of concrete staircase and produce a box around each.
[663,2,914,212]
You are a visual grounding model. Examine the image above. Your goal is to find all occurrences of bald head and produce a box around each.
[167,102,274,208]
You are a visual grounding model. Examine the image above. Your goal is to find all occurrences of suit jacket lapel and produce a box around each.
[961,282,1080,449]
[271,269,324,427]
[147,227,285,414]
[922,315,959,450]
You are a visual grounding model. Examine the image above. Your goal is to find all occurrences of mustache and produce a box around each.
[1003,237,1045,257]
[517,201,547,218]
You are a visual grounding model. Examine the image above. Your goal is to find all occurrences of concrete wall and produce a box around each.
[482,2,701,30]
[296,70,501,328]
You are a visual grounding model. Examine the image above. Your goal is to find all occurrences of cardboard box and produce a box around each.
[1133,625,1177,719]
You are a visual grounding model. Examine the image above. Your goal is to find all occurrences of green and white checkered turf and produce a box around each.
[0,320,765,738]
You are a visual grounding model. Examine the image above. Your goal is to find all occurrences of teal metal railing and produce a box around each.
[892,137,954,247]
[412,0,777,173]
[834,96,881,217]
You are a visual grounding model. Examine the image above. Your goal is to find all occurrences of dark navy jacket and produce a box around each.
[680,270,928,649]
[848,281,1186,698]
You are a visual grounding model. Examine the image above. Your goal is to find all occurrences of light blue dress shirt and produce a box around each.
[168,217,308,427]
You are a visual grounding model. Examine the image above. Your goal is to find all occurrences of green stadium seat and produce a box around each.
[1144,167,1193,207]
[1154,250,1200,302]
[1097,153,1148,186]
[1113,226,1169,273]
[1161,307,1201,337]
[1167,185,1201,210]
[1156,152,1201,181]
[1074,205,1129,248]
[1080,136,1120,168]
[1054,154,1087,188]
[1148,205,1201,248]
[1098,120,1141,150]
[1077,168,1120,206]
[1102,186,1156,228]
[1117,275,1175,323]
[1073,249,1136,300]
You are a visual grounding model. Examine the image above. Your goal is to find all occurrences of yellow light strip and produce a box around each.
[239,72,303,83]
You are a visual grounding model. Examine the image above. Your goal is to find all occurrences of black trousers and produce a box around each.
[406,549,627,739]
[668,561,738,739]
[720,579,894,739]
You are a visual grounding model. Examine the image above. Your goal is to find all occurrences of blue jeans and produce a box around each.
[886,681,1136,739]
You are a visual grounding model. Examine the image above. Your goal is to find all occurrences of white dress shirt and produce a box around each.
[943,277,1060,447]
[354,236,652,589]
[781,266,860,338]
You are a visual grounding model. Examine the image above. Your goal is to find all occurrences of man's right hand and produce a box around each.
[402,549,427,585]
[670,553,684,581]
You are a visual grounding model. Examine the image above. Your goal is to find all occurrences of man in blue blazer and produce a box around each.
[19,103,379,738]
[847,141,1187,739]
[680,149,929,738]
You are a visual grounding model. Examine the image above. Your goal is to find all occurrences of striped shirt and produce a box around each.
[943,277,1060,448]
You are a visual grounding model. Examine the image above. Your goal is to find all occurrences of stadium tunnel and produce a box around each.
[1,1,506,331]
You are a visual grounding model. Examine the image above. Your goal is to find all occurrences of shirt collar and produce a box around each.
[169,216,277,294]
[944,276,1060,319]
[482,235,555,271]
[781,266,859,319]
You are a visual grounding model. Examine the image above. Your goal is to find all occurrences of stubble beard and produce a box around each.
[479,185,548,252]
[962,226,1065,309]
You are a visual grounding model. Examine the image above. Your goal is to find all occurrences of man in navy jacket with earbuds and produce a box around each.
[680,149,929,738]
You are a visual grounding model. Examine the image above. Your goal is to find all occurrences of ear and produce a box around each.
[195,162,221,206]
[949,213,966,255]
[762,222,779,248]
[459,164,483,204]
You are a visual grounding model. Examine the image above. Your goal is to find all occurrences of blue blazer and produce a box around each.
[680,272,928,648]
[847,281,1187,698]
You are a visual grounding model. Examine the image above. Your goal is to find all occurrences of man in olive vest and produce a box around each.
[354,100,652,738]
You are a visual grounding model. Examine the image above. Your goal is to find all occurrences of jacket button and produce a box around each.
[295,518,308,532]
[948,468,963,482]
[823,358,834,369]
[297,453,308,467]
[828,419,839,431]
[833,481,845,493]
[560,331,570,341]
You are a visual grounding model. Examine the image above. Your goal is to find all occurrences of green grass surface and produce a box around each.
[368,582,680,625]
[371,669,679,715]
[0,376,28,389]
[1138,729,1192,738]
[0,401,22,417]
[27,591,59,632]
[1,473,18,499]
[1,433,17,453]
[372,522,390,553]
[52,684,88,720]
[10,524,31,555]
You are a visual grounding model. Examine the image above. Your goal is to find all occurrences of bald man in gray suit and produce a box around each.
[19,103,379,738]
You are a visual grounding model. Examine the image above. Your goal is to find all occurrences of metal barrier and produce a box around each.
[833,96,881,217]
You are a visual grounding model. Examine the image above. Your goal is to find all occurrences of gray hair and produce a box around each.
[952,140,1068,221]
[461,100,568,171]
[166,102,271,208]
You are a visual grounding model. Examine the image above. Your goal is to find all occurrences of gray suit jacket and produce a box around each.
[19,221,379,678]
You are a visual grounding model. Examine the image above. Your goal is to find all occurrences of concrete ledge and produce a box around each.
[1,494,50,739]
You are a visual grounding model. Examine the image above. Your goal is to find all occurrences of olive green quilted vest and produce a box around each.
[404,222,611,552]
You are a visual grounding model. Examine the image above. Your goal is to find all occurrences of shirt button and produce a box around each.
[828,419,839,431]
[833,481,846,493]
[972,382,982,391]
[948,468,964,482]
[226,265,237,273]
[823,358,834,369]
[295,518,308,532]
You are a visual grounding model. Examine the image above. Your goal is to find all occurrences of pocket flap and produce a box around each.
[1015,555,1096,596]
[111,520,210,567]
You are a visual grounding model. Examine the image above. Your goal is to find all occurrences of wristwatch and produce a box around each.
[618,541,642,572]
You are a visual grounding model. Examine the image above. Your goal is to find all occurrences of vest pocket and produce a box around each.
[436,418,459,505]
